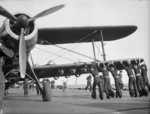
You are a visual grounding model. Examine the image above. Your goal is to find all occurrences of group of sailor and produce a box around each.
[0,41,150,113]
[85,59,150,100]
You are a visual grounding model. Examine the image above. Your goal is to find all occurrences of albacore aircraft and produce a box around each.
[0,5,144,101]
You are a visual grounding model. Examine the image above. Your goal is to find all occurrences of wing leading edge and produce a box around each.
[38,25,137,45]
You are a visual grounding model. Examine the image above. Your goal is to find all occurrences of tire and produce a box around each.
[42,81,52,102]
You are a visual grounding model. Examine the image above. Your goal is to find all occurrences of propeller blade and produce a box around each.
[29,4,65,22]
[0,23,5,38]
[19,28,27,78]
[0,6,17,20]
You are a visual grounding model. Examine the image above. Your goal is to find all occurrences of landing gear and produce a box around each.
[42,81,52,101]
[27,62,52,102]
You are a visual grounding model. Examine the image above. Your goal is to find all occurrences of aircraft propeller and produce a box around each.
[0,4,65,78]
[29,4,64,22]
[19,28,27,78]
[0,6,17,21]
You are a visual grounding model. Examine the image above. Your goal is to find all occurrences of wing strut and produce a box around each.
[100,30,106,61]
[92,39,96,61]
[49,43,101,61]
[29,53,35,66]
[27,61,43,97]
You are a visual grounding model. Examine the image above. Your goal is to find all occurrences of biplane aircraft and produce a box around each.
[0,4,144,102]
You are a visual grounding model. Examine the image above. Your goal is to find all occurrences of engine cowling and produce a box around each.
[0,12,38,53]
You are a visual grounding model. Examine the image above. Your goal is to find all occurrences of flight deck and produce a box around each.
[3,87,150,114]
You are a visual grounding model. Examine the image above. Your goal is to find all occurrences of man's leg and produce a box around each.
[106,78,114,98]
[120,80,124,90]
[104,79,110,99]
[85,84,88,90]
[36,85,40,95]
[140,77,148,96]
[146,81,150,92]
[128,78,134,97]
[144,77,150,92]
[115,81,119,98]
[0,84,5,112]
[136,77,142,96]
[116,78,122,98]
[91,81,96,99]
[89,83,92,92]
[98,80,104,100]
[107,82,114,98]
[133,78,138,97]
[24,78,29,95]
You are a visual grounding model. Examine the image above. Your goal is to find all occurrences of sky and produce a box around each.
[0,0,150,85]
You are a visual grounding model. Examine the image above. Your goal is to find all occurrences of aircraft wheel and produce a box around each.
[42,81,52,102]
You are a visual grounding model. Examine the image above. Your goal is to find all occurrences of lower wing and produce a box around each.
[32,58,144,79]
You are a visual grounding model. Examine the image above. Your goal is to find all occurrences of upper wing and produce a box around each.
[32,58,143,79]
[38,26,137,45]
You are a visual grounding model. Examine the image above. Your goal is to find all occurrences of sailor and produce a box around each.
[0,43,14,112]
[51,80,55,89]
[85,75,92,92]
[36,84,40,95]
[107,62,122,98]
[99,74,105,92]
[62,80,67,92]
[98,62,114,99]
[121,60,138,97]
[140,63,150,92]
[85,63,104,100]
[131,59,148,97]
[118,70,124,90]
